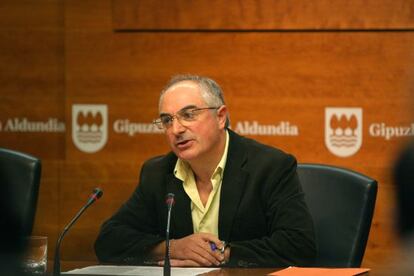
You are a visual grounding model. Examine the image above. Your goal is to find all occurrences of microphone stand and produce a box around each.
[53,188,103,276]
[164,193,175,276]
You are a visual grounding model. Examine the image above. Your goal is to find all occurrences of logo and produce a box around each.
[234,121,299,136]
[369,123,414,140]
[0,118,65,133]
[72,104,108,153]
[113,119,164,136]
[325,107,362,157]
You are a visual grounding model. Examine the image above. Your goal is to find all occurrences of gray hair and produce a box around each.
[159,74,230,127]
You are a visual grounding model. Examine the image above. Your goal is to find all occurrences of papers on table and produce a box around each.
[269,266,370,276]
[63,265,218,276]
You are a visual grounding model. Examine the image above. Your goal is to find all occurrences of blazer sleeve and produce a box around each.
[94,160,165,265]
[226,154,317,267]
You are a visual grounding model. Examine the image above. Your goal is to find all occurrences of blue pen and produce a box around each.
[209,242,217,251]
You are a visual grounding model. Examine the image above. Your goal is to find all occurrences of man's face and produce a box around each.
[159,81,226,162]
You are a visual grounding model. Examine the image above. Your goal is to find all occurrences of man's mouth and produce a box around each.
[176,139,192,149]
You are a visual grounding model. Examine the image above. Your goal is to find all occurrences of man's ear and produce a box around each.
[217,105,228,129]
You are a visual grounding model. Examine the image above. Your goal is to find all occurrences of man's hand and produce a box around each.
[168,233,224,266]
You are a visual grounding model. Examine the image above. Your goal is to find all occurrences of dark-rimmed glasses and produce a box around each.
[153,106,220,130]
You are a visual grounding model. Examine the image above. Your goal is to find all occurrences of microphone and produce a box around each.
[53,188,103,276]
[164,193,175,276]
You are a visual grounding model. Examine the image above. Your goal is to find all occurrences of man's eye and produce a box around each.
[180,110,195,120]
[161,116,173,124]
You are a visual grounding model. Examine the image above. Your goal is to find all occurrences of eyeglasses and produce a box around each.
[153,106,220,130]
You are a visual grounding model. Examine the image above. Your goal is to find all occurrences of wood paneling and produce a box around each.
[65,31,414,163]
[0,0,413,272]
[0,0,65,267]
[0,0,65,159]
[58,161,139,261]
[112,0,414,30]
[0,0,63,30]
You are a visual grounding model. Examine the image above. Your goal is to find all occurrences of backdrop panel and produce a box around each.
[112,0,414,30]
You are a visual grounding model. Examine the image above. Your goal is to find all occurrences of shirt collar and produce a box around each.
[174,130,230,182]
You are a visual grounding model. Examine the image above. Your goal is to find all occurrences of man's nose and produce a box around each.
[170,117,186,134]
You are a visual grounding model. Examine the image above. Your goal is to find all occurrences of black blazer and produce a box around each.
[95,130,316,267]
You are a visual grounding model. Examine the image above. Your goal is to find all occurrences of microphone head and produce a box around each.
[165,193,175,207]
[92,188,103,200]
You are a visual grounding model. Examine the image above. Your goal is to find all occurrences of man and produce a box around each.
[95,75,316,267]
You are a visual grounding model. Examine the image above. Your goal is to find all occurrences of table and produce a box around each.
[58,262,279,276]
[60,266,372,276]
[58,260,373,276]
[61,267,280,276]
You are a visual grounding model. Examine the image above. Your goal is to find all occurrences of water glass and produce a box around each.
[22,236,48,275]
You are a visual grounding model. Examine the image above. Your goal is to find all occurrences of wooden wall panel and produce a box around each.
[0,0,65,269]
[0,0,65,158]
[65,31,414,162]
[112,0,414,30]
[58,161,140,260]
[0,0,63,30]
[65,0,113,31]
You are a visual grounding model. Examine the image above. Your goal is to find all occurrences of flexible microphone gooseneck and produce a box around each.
[164,193,175,276]
[53,188,103,276]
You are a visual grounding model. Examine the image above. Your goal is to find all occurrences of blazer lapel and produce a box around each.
[218,130,248,241]
[166,174,193,238]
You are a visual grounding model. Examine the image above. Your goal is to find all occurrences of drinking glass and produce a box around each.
[22,236,48,275]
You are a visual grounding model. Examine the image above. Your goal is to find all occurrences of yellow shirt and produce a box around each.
[174,130,230,236]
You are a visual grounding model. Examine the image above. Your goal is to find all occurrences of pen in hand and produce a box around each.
[210,242,218,251]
